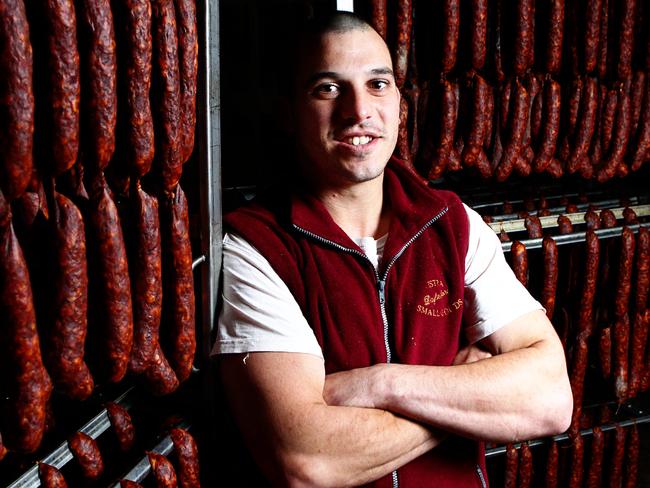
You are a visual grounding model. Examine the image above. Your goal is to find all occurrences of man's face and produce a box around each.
[292,28,401,191]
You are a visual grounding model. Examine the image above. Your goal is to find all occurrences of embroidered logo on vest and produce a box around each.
[417,278,463,317]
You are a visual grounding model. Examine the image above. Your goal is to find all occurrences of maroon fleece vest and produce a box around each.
[225,159,488,488]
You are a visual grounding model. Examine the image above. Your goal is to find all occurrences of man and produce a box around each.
[214,12,572,487]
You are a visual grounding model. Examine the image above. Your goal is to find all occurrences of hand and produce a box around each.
[323,365,384,409]
[452,344,493,365]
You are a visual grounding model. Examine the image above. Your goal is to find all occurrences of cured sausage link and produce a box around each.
[128,186,163,374]
[0,194,52,453]
[0,0,34,200]
[161,185,195,382]
[170,428,200,488]
[78,0,117,171]
[152,0,182,192]
[47,192,94,400]
[175,0,198,163]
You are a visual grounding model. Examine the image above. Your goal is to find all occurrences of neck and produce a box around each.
[315,175,390,239]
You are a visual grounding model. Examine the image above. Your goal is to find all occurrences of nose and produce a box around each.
[337,85,372,123]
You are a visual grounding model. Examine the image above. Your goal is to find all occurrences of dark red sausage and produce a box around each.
[429,80,457,179]
[370,0,387,40]
[597,88,632,182]
[143,344,179,395]
[635,226,649,312]
[545,441,558,488]
[546,0,564,74]
[597,0,609,78]
[600,326,612,378]
[622,207,638,224]
[584,209,600,231]
[569,333,588,435]
[45,0,80,176]
[77,0,117,171]
[68,432,104,480]
[557,215,574,234]
[518,442,532,488]
[148,451,178,488]
[121,0,154,178]
[599,208,617,228]
[613,314,630,402]
[505,443,518,488]
[578,231,599,336]
[608,424,625,487]
[46,192,94,400]
[542,237,558,320]
[105,402,135,451]
[397,96,411,165]
[496,80,529,181]
[0,433,7,461]
[152,0,182,192]
[462,74,491,177]
[524,215,543,239]
[471,0,487,70]
[121,481,144,488]
[175,0,198,163]
[568,434,584,488]
[393,0,411,89]
[128,185,163,375]
[494,0,505,81]
[631,81,650,171]
[568,77,598,174]
[0,0,33,200]
[514,0,534,76]
[601,88,617,154]
[0,197,52,453]
[511,241,528,287]
[624,424,640,488]
[441,0,458,73]
[39,463,68,488]
[617,0,637,80]
[629,71,646,137]
[586,426,604,488]
[161,186,195,382]
[170,428,200,488]
[615,226,635,318]
[584,0,602,72]
[86,174,133,382]
[629,311,649,399]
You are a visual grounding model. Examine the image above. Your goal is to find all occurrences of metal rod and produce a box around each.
[501,223,649,252]
[191,254,207,270]
[489,204,650,234]
[7,388,135,488]
[486,414,650,457]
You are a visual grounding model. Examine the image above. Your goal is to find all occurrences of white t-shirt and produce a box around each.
[213,204,542,359]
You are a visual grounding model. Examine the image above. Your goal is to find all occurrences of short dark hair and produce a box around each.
[282,11,377,95]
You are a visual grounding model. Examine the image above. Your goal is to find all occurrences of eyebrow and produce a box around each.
[303,67,395,87]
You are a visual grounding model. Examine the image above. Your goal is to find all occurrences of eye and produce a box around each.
[369,79,390,91]
[312,83,339,98]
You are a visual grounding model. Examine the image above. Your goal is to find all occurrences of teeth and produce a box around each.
[349,136,372,146]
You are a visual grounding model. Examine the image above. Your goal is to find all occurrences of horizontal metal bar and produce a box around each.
[489,204,650,234]
[486,413,650,457]
[7,388,134,488]
[488,197,640,223]
[501,223,648,252]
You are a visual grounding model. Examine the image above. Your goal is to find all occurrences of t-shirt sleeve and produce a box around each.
[462,204,544,344]
[212,233,324,359]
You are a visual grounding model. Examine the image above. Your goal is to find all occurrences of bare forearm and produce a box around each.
[220,352,444,488]
[273,403,440,487]
[377,340,571,442]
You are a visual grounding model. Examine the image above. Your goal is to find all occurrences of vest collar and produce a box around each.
[290,158,450,261]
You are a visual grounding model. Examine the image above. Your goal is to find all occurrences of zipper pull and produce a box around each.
[377,279,386,305]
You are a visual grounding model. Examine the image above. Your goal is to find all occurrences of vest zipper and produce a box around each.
[293,205,449,488]
[475,464,487,488]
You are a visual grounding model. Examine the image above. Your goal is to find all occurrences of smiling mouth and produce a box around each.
[346,136,374,146]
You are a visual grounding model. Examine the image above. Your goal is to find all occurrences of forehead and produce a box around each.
[296,28,394,83]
